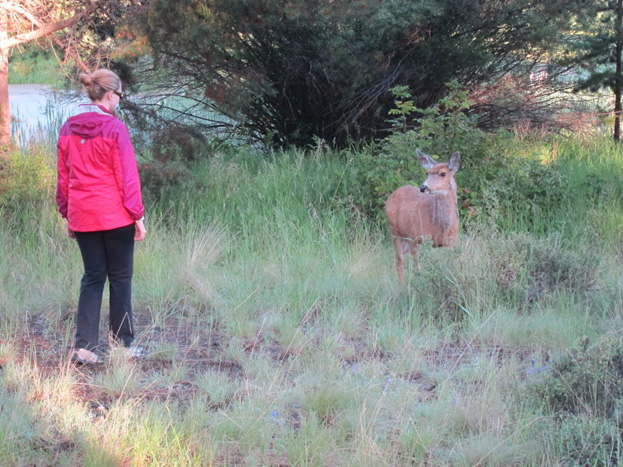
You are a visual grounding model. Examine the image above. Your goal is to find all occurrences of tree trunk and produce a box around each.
[0,47,9,154]
[0,6,9,157]
[615,0,623,141]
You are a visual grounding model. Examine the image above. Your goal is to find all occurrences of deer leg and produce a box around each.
[393,237,406,284]
[408,241,421,271]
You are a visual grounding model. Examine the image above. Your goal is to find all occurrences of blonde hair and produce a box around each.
[79,69,122,101]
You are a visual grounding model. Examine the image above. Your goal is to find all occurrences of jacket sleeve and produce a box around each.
[113,122,145,221]
[56,129,69,219]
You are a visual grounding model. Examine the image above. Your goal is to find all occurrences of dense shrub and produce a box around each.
[347,86,568,234]
[490,233,598,306]
[532,338,623,416]
[140,0,582,147]
[138,161,197,205]
[388,230,599,324]
[0,151,55,222]
[469,150,568,232]
[134,126,222,205]
[526,337,623,465]
[149,125,208,163]
[557,414,621,466]
[348,84,487,220]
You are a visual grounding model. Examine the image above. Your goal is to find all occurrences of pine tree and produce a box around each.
[140,0,580,148]
[565,0,623,141]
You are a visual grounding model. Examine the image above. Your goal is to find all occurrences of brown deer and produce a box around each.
[385,149,461,283]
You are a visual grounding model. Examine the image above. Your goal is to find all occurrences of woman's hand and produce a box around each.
[134,219,147,241]
[67,227,76,239]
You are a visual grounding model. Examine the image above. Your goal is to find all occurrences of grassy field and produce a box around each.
[1,130,623,466]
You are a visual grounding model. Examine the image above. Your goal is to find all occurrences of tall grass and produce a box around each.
[1,129,623,464]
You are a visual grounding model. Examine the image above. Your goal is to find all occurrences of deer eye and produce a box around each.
[440,172,446,177]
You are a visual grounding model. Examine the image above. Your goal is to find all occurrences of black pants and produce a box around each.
[74,223,135,351]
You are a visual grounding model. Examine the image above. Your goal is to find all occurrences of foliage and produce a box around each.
[138,161,195,205]
[146,125,209,164]
[348,84,572,233]
[56,0,147,73]
[385,82,484,156]
[526,337,623,465]
[468,74,597,135]
[403,229,599,322]
[0,150,55,217]
[564,1,623,94]
[469,147,568,232]
[136,124,233,205]
[117,63,240,168]
[489,233,598,306]
[347,84,485,219]
[139,0,580,148]
[531,337,623,416]
[557,414,621,466]
[8,45,66,87]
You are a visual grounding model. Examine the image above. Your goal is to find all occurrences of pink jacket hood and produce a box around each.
[68,116,113,138]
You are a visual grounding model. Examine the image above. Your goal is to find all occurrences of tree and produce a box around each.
[140,0,581,148]
[564,0,623,141]
[0,0,123,156]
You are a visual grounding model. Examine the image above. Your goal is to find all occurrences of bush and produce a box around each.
[0,151,55,220]
[531,338,623,416]
[148,125,209,163]
[490,233,598,306]
[466,148,568,232]
[557,414,621,466]
[138,161,197,205]
[348,84,568,233]
[349,84,487,220]
[525,337,623,465]
[140,0,580,147]
[134,125,220,205]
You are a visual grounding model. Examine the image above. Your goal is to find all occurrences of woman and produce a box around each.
[56,69,147,365]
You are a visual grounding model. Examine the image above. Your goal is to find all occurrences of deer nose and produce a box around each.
[419,184,428,193]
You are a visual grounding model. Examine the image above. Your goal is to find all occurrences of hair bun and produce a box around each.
[80,69,121,102]
[79,73,93,88]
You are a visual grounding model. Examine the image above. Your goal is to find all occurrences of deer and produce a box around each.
[385,149,461,284]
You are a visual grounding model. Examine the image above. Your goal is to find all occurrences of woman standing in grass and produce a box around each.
[56,69,147,365]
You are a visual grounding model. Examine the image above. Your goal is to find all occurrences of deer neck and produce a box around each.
[428,189,457,231]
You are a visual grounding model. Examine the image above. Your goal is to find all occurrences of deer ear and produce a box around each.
[449,152,461,172]
[417,149,436,169]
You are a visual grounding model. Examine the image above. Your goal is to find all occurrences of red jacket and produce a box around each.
[56,104,144,232]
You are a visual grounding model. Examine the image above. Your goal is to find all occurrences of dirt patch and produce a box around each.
[5,307,537,412]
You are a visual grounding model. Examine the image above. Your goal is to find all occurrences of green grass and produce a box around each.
[1,130,623,465]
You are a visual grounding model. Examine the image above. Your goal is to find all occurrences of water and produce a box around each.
[9,84,242,152]
[10,84,53,126]
[9,84,81,149]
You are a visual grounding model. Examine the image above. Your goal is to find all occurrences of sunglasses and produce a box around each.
[112,90,125,99]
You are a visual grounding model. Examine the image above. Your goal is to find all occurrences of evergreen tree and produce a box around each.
[140,0,580,148]
[565,0,623,141]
